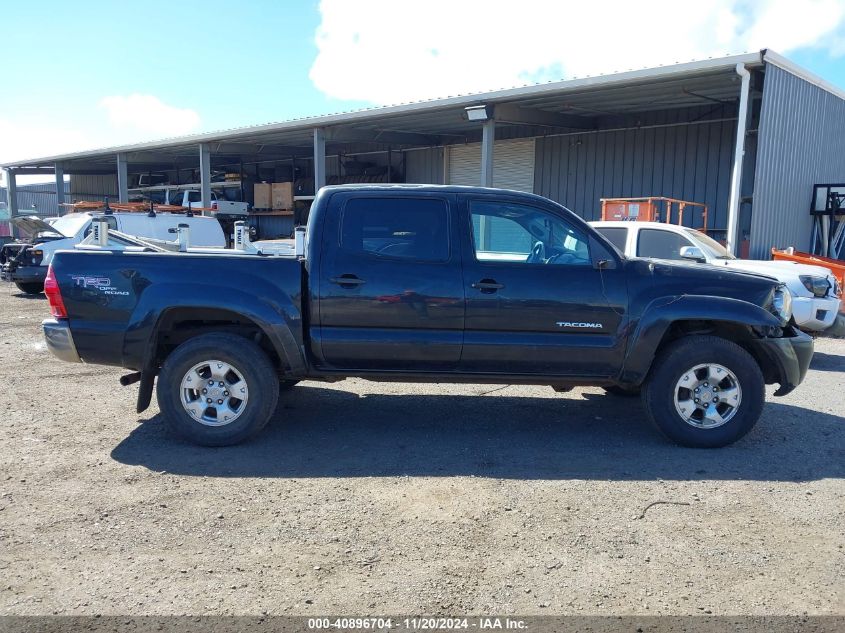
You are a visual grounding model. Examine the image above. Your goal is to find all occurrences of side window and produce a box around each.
[595,227,628,253]
[636,229,694,260]
[470,200,590,266]
[341,197,449,262]
[187,191,201,203]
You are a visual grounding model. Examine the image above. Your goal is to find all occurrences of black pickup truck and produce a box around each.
[42,185,813,448]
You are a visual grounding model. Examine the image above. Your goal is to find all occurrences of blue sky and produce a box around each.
[2,0,845,179]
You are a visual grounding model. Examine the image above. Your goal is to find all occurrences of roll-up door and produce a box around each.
[447,138,535,192]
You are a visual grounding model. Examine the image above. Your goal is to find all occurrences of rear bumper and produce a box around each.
[748,328,814,396]
[42,318,82,363]
[1,264,46,284]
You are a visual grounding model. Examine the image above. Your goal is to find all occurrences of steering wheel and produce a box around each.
[527,240,546,264]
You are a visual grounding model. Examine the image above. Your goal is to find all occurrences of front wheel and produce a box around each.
[642,335,764,448]
[157,333,279,446]
[15,281,44,294]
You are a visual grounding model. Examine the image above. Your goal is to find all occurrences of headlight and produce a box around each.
[770,285,792,325]
[799,275,831,298]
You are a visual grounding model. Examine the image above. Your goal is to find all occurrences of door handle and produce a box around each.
[471,279,505,293]
[330,275,366,287]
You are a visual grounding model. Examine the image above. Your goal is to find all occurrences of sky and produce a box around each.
[2,0,845,186]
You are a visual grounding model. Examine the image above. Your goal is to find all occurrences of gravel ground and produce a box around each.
[0,285,842,616]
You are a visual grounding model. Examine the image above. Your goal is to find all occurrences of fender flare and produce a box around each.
[620,294,781,384]
[122,281,306,377]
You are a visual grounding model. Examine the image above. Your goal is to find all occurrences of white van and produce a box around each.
[2,212,225,293]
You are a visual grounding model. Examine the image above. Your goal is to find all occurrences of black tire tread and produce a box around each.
[641,335,765,448]
[15,281,44,295]
[156,333,279,446]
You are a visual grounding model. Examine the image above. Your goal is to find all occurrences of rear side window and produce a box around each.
[636,228,694,260]
[341,197,449,262]
[595,227,628,253]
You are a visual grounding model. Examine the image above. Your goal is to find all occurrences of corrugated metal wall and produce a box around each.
[69,174,119,203]
[0,181,70,217]
[405,147,444,184]
[534,109,738,235]
[750,64,845,258]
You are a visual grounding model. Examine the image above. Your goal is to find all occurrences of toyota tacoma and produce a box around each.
[41,185,813,448]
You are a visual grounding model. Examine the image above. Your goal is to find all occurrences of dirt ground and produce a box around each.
[0,285,842,616]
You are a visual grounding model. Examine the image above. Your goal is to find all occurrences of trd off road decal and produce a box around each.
[70,275,129,296]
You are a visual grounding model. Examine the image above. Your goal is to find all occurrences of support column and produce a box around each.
[199,143,212,208]
[6,169,18,218]
[480,119,495,187]
[54,163,65,211]
[116,153,129,203]
[726,63,751,255]
[313,128,326,191]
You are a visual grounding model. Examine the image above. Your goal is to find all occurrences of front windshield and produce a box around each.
[685,229,735,260]
[48,214,91,238]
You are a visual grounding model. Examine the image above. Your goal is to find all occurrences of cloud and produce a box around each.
[98,94,201,136]
[310,0,845,104]
[0,118,96,180]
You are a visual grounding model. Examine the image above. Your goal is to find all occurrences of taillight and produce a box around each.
[44,265,67,318]
[211,202,218,210]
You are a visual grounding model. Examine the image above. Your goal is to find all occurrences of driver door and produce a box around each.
[459,195,627,376]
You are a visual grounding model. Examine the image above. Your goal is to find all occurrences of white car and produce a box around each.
[2,211,226,294]
[591,221,842,332]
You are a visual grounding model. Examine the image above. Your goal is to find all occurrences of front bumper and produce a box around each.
[42,318,82,363]
[1,263,46,284]
[748,328,814,396]
[791,295,840,331]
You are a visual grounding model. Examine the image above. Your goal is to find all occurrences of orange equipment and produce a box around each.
[772,247,845,296]
[60,201,217,213]
[600,197,708,230]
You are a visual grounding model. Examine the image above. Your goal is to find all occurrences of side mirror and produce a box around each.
[680,245,706,262]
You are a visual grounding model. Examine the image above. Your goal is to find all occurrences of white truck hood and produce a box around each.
[10,216,65,238]
[716,259,833,279]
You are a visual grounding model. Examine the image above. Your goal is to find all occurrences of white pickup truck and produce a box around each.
[591,221,842,333]
[164,190,248,215]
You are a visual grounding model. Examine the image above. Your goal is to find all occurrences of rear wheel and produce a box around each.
[642,335,764,448]
[15,281,43,294]
[157,333,279,446]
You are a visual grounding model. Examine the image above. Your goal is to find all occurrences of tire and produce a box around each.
[603,385,640,397]
[15,281,44,295]
[279,379,300,391]
[641,335,764,448]
[156,333,279,446]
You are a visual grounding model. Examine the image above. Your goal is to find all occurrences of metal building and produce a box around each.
[2,49,844,257]
[0,181,70,238]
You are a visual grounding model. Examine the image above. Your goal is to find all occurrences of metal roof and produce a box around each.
[5,49,837,172]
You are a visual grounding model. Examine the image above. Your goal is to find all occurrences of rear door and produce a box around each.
[459,194,628,376]
[314,191,465,370]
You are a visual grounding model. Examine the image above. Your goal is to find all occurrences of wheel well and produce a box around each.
[653,319,777,383]
[152,307,284,374]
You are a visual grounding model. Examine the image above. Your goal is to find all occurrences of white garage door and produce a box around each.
[448,138,536,192]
